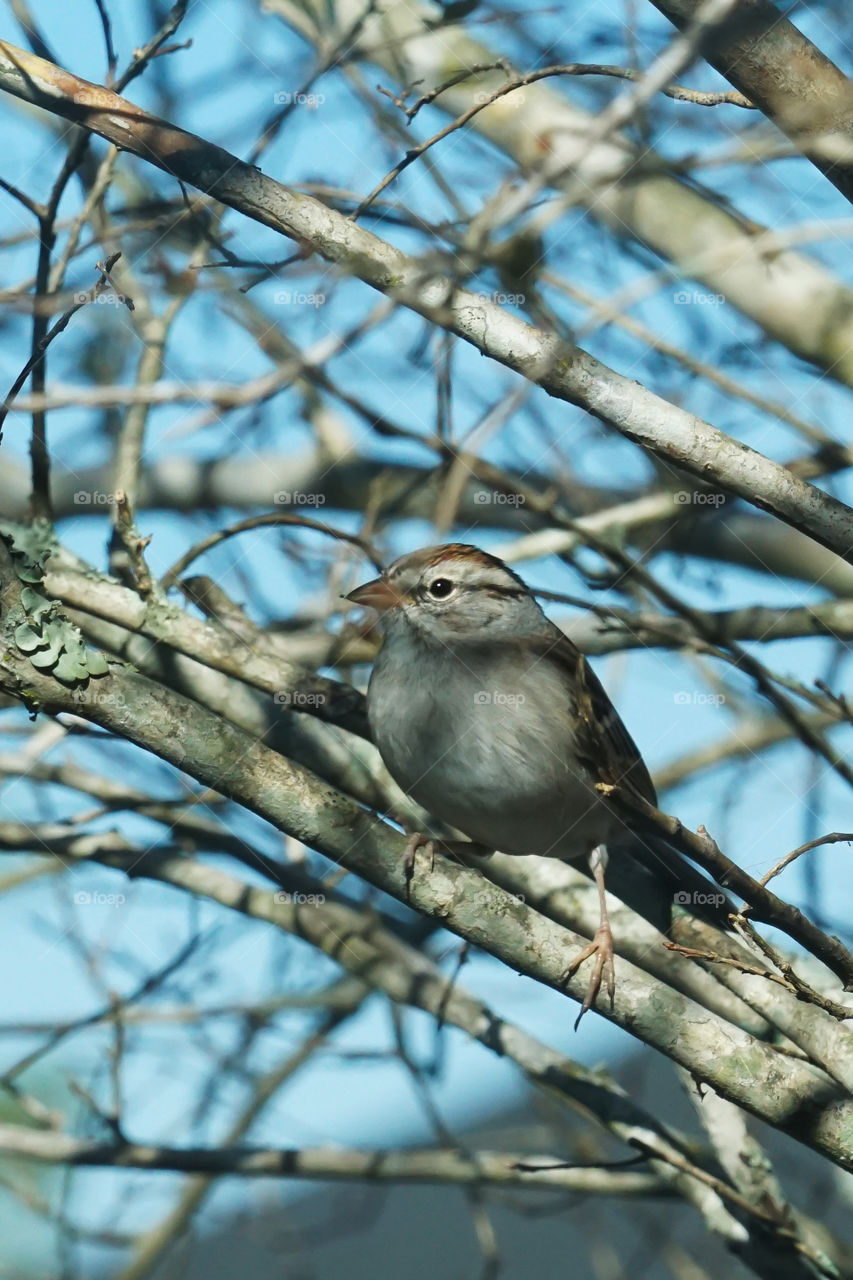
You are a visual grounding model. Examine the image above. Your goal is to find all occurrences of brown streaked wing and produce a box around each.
[526,632,657,807]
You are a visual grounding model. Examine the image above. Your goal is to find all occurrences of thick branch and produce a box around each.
[41,567,369,738]
[651,0,853,205]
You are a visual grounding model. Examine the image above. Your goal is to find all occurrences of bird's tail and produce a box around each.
[604,835,735,933]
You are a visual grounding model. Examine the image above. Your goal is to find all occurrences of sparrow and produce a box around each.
[347,543,730,1023]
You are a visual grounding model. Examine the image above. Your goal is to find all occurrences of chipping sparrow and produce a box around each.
[347,543,729,1024]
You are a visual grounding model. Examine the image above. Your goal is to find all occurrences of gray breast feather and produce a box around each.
[367,635,613,857]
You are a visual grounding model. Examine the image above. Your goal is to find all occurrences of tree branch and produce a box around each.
[0,41,851,563]
[271,0,853,386]
[0,1125,671,1192]
[650,0,853,205]
[2,548,852,1174]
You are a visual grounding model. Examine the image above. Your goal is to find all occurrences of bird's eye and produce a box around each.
[427,578,454,599]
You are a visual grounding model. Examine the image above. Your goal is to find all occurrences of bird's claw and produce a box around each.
[403,832,436,900]
[563,922,615,1030]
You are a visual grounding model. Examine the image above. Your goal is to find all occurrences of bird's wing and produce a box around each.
[527,630,657,808]
[522,631,738,923]
[508,630,735,923]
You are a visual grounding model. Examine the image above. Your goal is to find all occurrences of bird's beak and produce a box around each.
[344,577,401,613]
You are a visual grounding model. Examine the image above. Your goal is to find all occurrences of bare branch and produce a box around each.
[0,41,851,562]
[651,0,853,204]
[0,1125,672,1192]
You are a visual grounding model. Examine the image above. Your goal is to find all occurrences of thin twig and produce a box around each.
[353,60,753,218]
[112,490,154,596]
[597,783,853,990]
[160,513,382,590]
[760,832,853,889]
[0,251,124,437]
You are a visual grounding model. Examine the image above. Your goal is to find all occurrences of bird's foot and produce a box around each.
[563,921,616,1030]
[402,832,436,900]
[402,836,493,899]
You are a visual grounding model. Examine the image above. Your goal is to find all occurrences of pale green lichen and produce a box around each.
[2,531,109,685]
[0,517,56,567]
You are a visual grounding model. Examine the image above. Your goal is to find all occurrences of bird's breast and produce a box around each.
[367,641,610,857]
